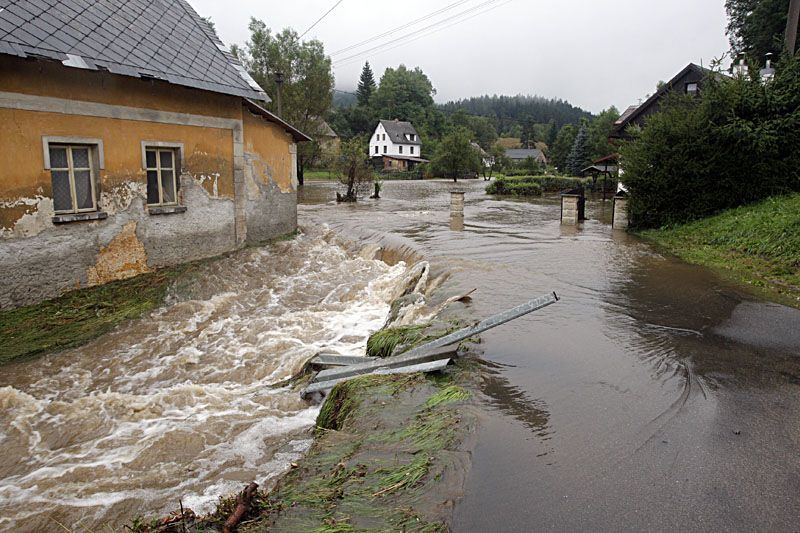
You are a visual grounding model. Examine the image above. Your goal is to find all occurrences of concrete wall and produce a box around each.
[0,56,297,309]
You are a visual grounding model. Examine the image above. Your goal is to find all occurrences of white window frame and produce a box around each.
[46,143,100,214]
[143,145,181,207]
[411,146,415,155]
[399,145,403,154]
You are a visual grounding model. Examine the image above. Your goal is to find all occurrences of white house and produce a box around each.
[369,120,426,171]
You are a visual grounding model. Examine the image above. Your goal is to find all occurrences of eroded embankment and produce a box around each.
[132,232,483,532]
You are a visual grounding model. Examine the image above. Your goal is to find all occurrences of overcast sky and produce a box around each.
[191,0,731,114]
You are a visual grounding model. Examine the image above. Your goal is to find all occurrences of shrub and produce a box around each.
[486,175,592,196]
[620,55,800,228]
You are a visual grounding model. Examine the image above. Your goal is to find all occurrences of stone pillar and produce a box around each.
[289,143,298,190]
[450,191,465,216]
[613,195,629,230]
[561,194,580,225]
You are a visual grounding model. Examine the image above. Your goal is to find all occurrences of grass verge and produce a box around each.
[0,264,198,365]
[640,193,800,307]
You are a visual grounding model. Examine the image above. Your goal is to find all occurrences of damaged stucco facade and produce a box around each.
[0,56,300,309]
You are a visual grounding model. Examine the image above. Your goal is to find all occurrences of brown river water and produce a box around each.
[298,180,800,531]
[0,230,412,530]
[2,178,799,531]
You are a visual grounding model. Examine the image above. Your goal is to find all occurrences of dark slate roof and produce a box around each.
[610,63,719,137]
[379,119,422,145]
[505,148,545,160]
[0,0,268,101]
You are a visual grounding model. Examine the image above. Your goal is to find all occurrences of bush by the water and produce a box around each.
[620,55,800,228]
[486,175,591,196]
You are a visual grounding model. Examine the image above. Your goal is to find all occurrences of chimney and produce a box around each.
[760,53,776,82]
[732,53,748,77]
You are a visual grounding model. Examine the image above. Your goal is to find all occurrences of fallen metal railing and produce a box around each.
[301,292,559,399]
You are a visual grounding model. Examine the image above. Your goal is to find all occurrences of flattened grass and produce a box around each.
[641,193,800,306]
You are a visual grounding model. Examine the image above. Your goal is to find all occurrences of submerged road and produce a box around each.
[299,179,800,531]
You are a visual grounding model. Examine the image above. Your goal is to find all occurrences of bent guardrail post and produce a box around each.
[306,292,560,391]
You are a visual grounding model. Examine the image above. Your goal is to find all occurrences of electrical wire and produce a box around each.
[333,0,514,67]
[299,0,345,39]
[331,0,473,56]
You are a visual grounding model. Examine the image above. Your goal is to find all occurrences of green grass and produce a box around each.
[365,324,428,358]
[304,169,338,180]
[0,264,198,365]
[640,193,800,306]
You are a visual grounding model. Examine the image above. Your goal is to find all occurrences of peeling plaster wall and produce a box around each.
[0,57,299,309]
[0,175,235,308]
[241,109,298,244]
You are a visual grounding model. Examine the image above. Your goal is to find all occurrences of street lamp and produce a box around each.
[274,71,284,117]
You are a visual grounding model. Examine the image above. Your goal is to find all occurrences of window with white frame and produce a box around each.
[399,145,404,154]
[383,145,387,154]
[411,146,415,155]
[145,148,179,206]
[375,146,379,154]
[49,144,98,214]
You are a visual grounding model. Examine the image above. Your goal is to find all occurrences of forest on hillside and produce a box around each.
[439,94,592,135]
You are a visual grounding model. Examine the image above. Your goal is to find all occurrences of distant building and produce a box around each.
[369,120,427,171]
[610,63,710,139]
[311,118,340,164]
[505,148,547,165]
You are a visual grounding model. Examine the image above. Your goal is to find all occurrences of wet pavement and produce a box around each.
[299,179,800,531]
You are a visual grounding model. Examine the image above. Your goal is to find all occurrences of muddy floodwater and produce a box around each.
[0,231,410,530]
[299,179,800,531]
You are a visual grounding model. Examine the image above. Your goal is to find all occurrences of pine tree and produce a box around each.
[356,62,377,107]
[566,124,590,177]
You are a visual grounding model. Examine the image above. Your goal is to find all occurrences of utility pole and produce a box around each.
[787,0,800,55]
[274,71,284,117]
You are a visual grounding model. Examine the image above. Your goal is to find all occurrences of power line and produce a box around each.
[331,0,473,56]
[299,0,345,39]
[333,0,501,64]
[333,0,513,67]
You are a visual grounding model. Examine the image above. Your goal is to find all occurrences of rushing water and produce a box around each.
[299,179,800,531]
[0,229,409,530]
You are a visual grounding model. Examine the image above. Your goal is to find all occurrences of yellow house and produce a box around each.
[0,0,309,308]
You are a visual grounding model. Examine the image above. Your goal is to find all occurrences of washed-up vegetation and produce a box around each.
[130,372,474,532]
[486,175,593,196]
[641,193,800,306]
[0,264,197,365]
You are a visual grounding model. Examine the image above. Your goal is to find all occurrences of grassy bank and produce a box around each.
[0,263,201,365]
[640,193,800,306]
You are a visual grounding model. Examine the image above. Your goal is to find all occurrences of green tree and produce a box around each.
[544,119,558,150]
[520,116,536,148]
[356,62,377,107]
[236,19,334,184]
[431,127,482,182]
[620,56,800,228]
[371,65,436,126]
[726,0,796,60]
[566,124,590,176]
[550,124,578,172]
[336,137,374,202]
[588,107,620,161]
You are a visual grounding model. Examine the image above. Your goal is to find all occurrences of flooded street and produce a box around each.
[299,179,800,531]
[0,231,409,530]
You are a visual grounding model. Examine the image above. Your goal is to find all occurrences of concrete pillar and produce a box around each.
[612,195,629,230]
[561,194,580,225]
[450,191,465,216]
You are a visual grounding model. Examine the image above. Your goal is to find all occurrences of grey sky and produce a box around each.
[191,0,731,114]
